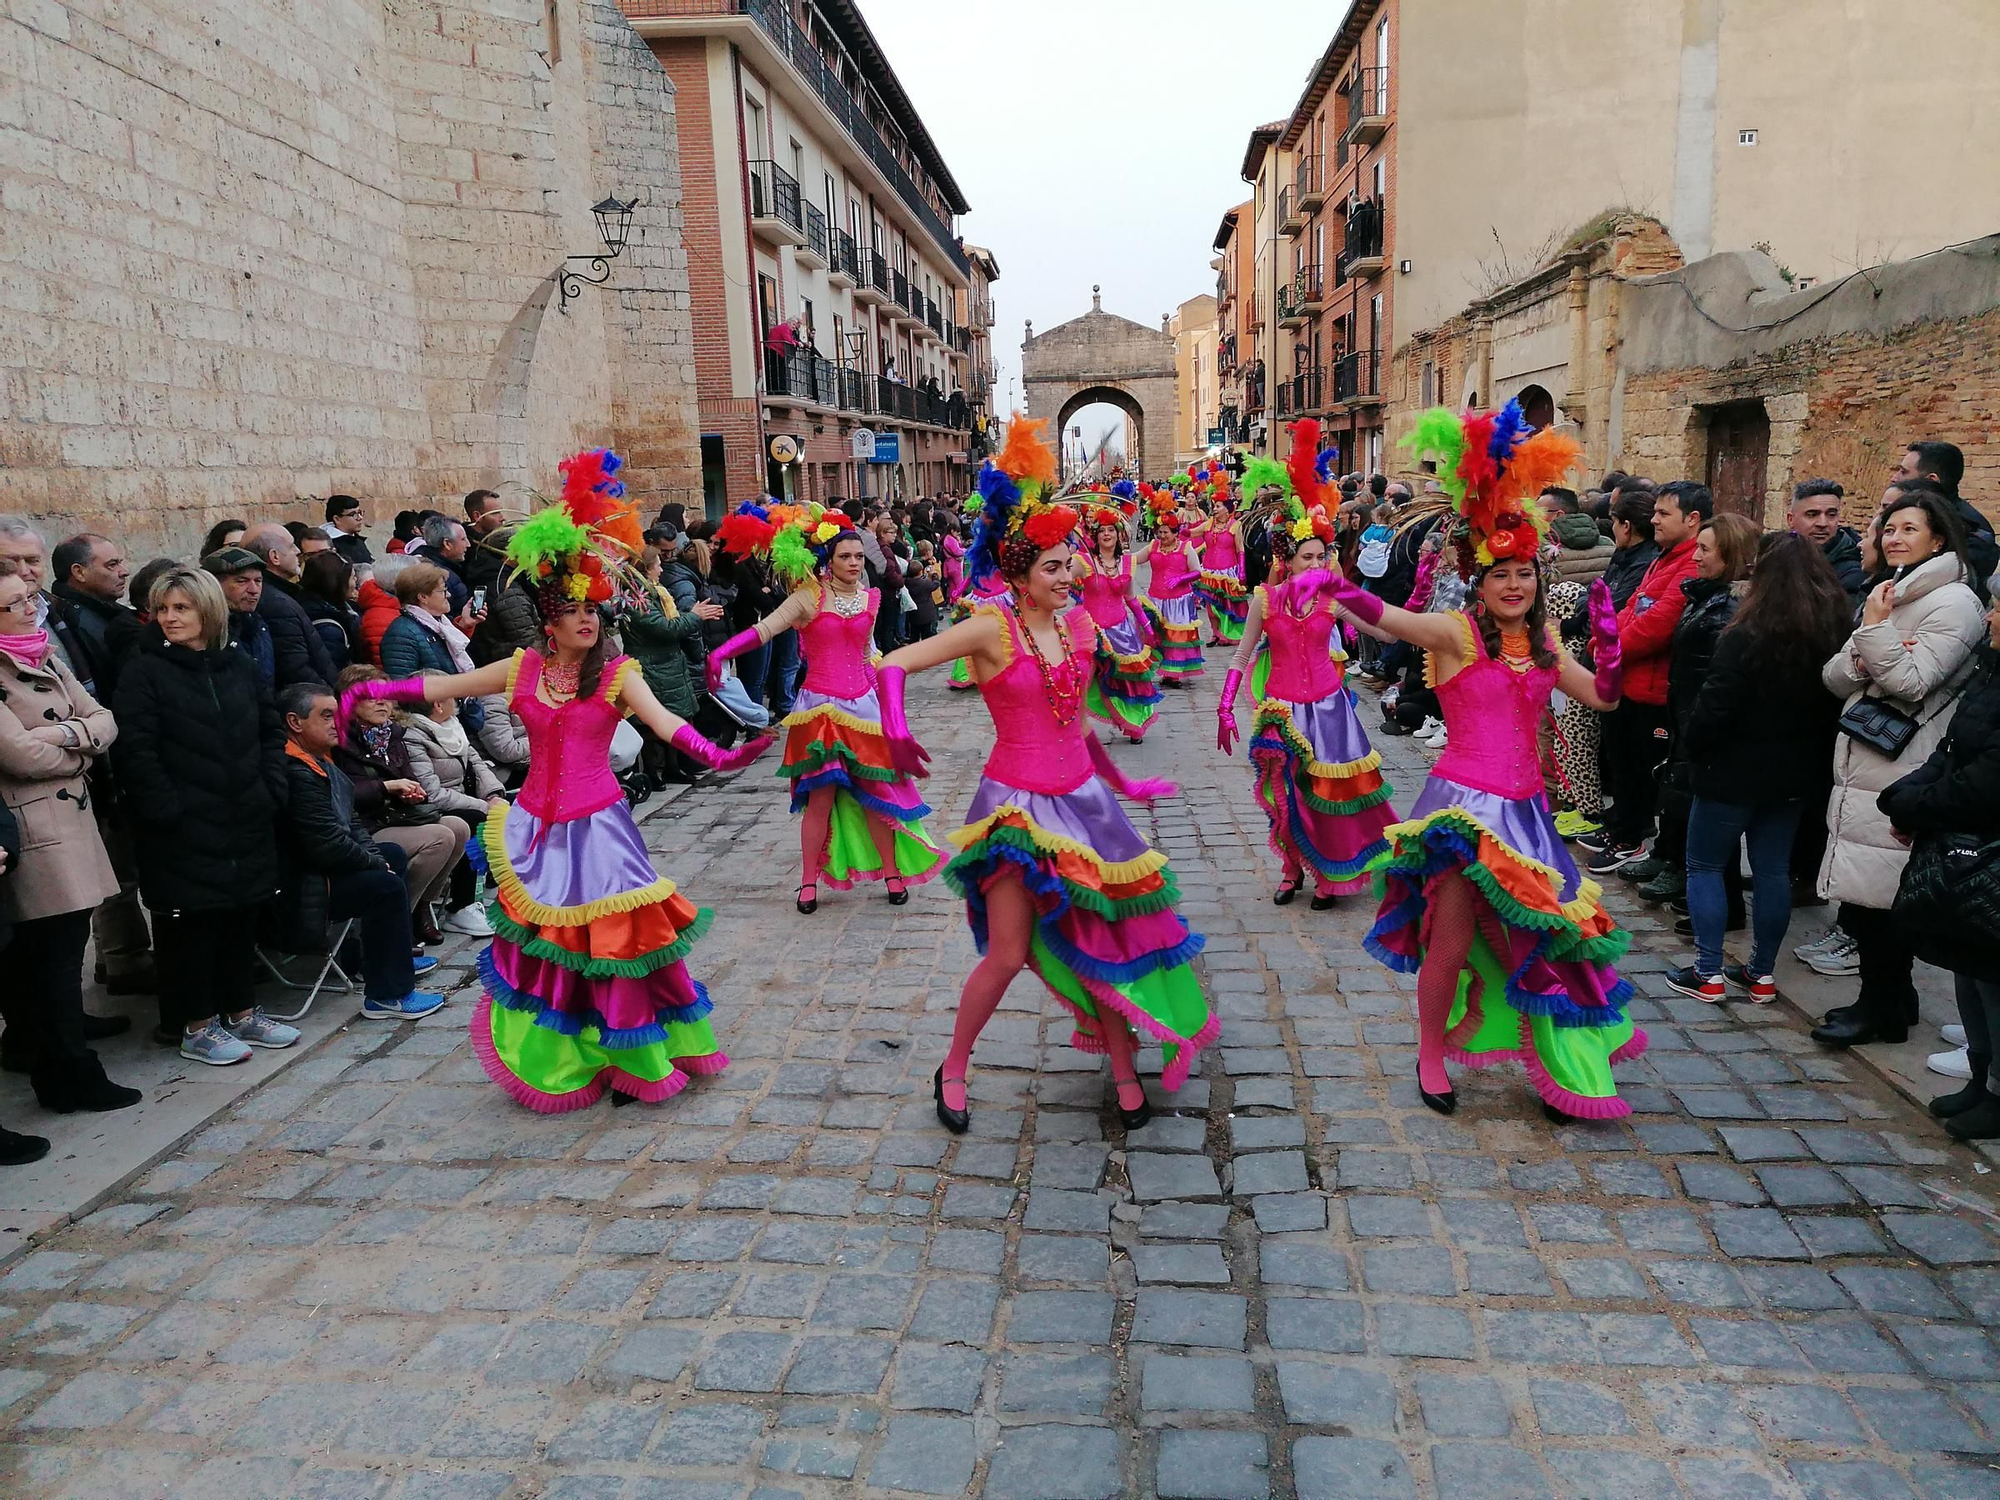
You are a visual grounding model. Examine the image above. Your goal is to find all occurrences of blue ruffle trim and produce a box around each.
[1250,728,1391,880]
[948,839,1205,987]
[479,946,713,1050]
[787,770,932,822]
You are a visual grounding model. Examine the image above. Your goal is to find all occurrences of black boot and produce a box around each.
[1947,1091,2000,1141]
[31,1053,142,1115]
[1934,1055,1994,1119]
[0,1126,50,1166]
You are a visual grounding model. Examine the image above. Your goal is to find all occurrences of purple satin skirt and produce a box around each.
[1405,776,1586,905]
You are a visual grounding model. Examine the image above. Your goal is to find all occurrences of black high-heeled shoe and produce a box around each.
[796,884,818,915]
[886,879,909,907]
[934,1066,969,1134]
[1419,1083,1457,1116]
[1309,891,1339,911]
[1114,1083,1152,1131]
[1542,1101,1573,1125]
[1272,879,1300,906]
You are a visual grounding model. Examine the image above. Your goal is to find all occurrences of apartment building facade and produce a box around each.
[1238,124,1292,460]
[1211,199,1257,467]
[1169,294,1220,469]
[959,244,1002,461]
[624,0,975,513]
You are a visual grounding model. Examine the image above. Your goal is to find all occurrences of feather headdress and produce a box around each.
[503,447,647,611]
[1397,400,1580,577]
[968,414,1077,585]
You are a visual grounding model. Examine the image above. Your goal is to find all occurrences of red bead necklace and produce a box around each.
[1014,602,1084,726]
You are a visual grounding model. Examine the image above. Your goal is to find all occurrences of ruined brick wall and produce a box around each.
[0,0,698,556]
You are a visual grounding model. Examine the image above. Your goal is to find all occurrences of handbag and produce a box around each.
[1837,691,1920,758]
[1894,828,2000,950]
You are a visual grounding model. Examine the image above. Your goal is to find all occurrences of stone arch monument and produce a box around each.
[1023,287,1177,480]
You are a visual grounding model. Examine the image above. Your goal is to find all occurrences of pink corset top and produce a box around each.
[976,605,1097,796]
[1260,590,1345,702]
[1148,544,1195,600]
[1200,530,1241,570]
[513,649,632,823]
[798,588,879,698]
[1078,557,1133,628]
[1431,614,1561,799]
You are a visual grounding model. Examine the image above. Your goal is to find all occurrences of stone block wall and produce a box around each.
[0,0,699,558]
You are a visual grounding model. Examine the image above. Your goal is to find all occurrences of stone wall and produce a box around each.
[0,0,699,557]
[1023,301,1178,480]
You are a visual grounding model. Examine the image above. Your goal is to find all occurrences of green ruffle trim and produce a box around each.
[944,826,1183,920]
[489,904,715,978]
[1085,678,1156,733]
[780,743,900,783]
[1299,782,1394,817]
[1371,840,1631,969]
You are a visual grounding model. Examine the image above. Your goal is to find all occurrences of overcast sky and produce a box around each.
[862,0,1335,445]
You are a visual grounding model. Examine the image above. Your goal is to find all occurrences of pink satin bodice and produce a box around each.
[1199,530,1241,571]
[798,588,878,697]
[1148,543,1195,601]
[1079,556,1134,628]
[512,648,631,823]
[976,605,1097,796]
[1261,591,1344,702]
[1432,614,1560,799]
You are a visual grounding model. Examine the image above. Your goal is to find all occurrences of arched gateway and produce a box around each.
[1022,288,1177,481]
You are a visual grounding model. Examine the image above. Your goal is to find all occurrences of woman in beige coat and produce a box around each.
[1812,487,1985,1049]
[0,558,142,1113]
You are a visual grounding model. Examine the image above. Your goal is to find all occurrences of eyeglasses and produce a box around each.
[0,597,38,619]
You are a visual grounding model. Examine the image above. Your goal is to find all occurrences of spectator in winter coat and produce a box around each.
[1540,488,1614,586]
[205,546,277,686]
[277,684,445,1021]
[1811,489,1985,1051]
[397,697,507,931]
[1590,480,1710,871]
[355,554,409,665]
[462,489,507,595]
[1898,440,1998,590]
[242,524,339,690]
[112,566,298,1065]
[0,798,49,1165]
[322,495,374,566]
[622,553,722,785]
[475,693,530,784]
[1788,479,1867,605]
[49,533,140,707]
[378,562,484,737]
[299,551,361,674]
[471,568,542,669]
[1598,485,1660,608]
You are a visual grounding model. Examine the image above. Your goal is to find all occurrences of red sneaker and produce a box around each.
[1666,966,1726,1003]
[1725,963,1777,1003]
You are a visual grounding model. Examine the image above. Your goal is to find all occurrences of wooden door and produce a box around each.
[1704,401,1770,519]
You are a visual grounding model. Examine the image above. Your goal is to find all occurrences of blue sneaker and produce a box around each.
[361,991,448,1021]
[412,955,439,976]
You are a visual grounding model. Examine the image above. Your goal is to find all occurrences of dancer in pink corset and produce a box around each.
[1075,497,1163,742]
[875,418,1215,1135]
[1132,494,1204,683]
[1192,491,1249,646]
[1218,483,1396,908]
[705,506,945,914]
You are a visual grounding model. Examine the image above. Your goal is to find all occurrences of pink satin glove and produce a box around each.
[876,664,931,778]
[1325,573,1385,628]
[336,675,427,738]
[705,628,761,694]
[1086,734,1177,803]
[1216,668,1243,755]
[1586,578,1623,702]
[1280,567,1336,611]
[671,724,774,773]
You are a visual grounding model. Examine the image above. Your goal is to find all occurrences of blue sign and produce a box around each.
[869,433,902,464]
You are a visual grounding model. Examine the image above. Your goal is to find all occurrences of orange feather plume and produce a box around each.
[1493,428,1582,511]
[995,414,1058,492]
[1286,419,1327,510]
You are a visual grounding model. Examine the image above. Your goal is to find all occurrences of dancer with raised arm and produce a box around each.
[1133,489,1205,685]
[1075,486,1163,742]
[877,417,1215,1135]
[1324,404,1645,1120]
[1192,471,1249,647]
[338,450,773,1111]
[1218,424,1396,907]
[704,504,946,914]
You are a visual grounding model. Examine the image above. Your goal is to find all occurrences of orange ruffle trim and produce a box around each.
[493,882,707,965]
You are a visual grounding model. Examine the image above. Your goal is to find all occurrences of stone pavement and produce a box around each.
[6,665,2000,1500]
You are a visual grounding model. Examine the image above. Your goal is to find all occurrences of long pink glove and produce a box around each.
[336,675,427,738]
[1086,734,1177,803]
[1279,567,1336,612]
[1586,578,1622,703]
[876,664,931,777]
[1216,668,1243,755]
[705,628,761,694]
[1311,572,1384,628]
[671,724,774,773]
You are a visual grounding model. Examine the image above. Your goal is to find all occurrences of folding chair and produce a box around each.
[256,917,357,1023]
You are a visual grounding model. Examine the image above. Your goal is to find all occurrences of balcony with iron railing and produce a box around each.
[764,345,836,406]
[1247,290,1263,331]
[1296,155,1325,212]
[925,300,944,339]
[1274,366,1323,417]
[1218,334,1237,378]
[828,229,860,286]
[1339,196,1386,278]
[1278,184,1301,238]
[855,248,890,306]
[637,1,969,276]
[747,158,803,244]
[1344,65,1390,145]
[1242,360,1266,413]
[1296,263,1325,315]
[890,268,911,317]
[796,200,828,268]
[1335,349,1381,406]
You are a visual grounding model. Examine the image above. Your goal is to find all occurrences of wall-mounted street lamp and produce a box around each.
[557,196,637,314]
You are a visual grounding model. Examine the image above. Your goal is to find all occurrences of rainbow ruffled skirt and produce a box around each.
[475,801,726,1110]
[1364,776,1646,1117]
[945,775,1215,1089]
[1084,611,1162,741]
[1146,595,1205,681]
[782,687,946,889]
[1196,568,1249,643]
[1249,690,1396,893]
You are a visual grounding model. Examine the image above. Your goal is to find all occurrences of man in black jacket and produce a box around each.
[462,489,507,595]
[322,495,374,567]
[49,533,142,705]
[1599,485,1661,609]
[1898,440,1997,589]
[279,685,445,1020]
[243,524,339,690]
[1787,479,1866,603]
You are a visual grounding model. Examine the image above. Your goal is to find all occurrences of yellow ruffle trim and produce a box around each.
[1253,702,1383,778]
[969,602,1015,673]
[948,805,1169,886]
[781,702,883,736]
[1423,612,1480,689]
[603,657,640,704]
[1386,803,1608,923]
[506,648,526,698]
[481,811,679,928]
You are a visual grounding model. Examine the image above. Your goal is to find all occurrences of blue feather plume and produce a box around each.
[969,460,1023,584]
[1314,448,1335,485]
[1487,399,1529,469]
[1110,479,1137,500]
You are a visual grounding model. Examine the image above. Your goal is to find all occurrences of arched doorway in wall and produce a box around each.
[1056,385,1145,483]
[1516,383,1556,431]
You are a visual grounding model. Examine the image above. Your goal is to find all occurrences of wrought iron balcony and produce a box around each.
[855,248,890,306]
[925,300,944,338]
[764,345,832,405]
[828,229,860,286]
[1339,196,1386,278]
[797,200,829,268]
[747,158,803,244]
[1278,185,1301,238]
[1283,366,1324,415]
[1344,66,1390,145]
[1295,263,1325,315]
[1335,349,1381,406]
[1296,156,1326,211]
[837,362,864,411]
[891,268,910,313]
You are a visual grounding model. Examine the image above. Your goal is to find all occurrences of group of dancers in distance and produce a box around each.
[337,398,1645,1130]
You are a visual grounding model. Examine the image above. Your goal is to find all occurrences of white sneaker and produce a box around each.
[1424,726,1449,749]
[1793,925,1847,960]
[1416,717,1445,742]
[1929,1046,1974,1080]
[1802,933,1861,977]
[1943,1024,1968,1047]
[444,905,494,937]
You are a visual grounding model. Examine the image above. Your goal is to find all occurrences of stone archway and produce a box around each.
[1023,287,1177,480]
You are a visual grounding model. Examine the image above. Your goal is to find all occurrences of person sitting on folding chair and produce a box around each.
[278,684,447,1021]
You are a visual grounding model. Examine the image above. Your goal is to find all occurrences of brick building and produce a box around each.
[1211,199,1258,466]
[958,245,1002,464]
[0,0,702,555]
[623,0,977,514]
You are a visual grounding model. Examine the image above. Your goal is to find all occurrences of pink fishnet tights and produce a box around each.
[799,786,903,893]
[1416,872,1511,1095]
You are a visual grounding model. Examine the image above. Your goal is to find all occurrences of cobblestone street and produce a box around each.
[6,669,2000,1499]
